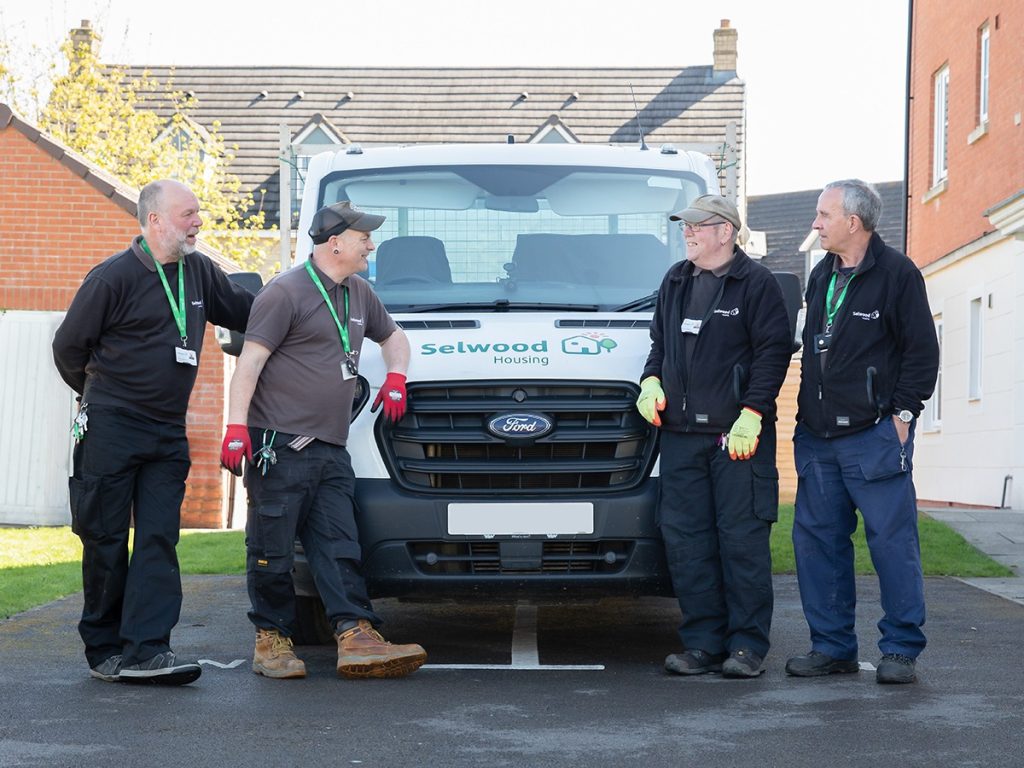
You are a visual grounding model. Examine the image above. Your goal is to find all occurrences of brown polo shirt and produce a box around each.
[245,259,397,445]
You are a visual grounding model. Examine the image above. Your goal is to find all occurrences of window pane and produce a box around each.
[933,67,949,183]
[979,26,990,123]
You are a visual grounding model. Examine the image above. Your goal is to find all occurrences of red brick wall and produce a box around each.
[775,359,800,504]
[908,1,1024,267]
[0,125,227,528]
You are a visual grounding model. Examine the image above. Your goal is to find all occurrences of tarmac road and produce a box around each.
[1,575,1023,768]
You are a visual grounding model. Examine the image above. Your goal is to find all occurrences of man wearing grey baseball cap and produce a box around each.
[222,200,425,680]
[638,193,791,678]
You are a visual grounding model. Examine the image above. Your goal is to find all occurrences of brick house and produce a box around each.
[0,103,239,528]
[907,1,1024,508]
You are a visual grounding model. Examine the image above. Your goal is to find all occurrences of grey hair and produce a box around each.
[824,179,882,232]
[137,180,168,228]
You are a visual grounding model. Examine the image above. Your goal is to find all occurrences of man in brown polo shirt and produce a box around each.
[220,201,426,680]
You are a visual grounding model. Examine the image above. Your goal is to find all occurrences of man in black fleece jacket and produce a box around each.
[638,194,792,678]
[52,179,253,685]
[785,179,938,685]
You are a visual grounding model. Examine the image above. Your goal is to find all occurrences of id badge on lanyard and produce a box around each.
[143,239,195,366]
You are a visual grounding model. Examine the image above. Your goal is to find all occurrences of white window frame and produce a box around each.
[968,295,983,401]
[979,25,990,125]
[924,315,943,430]
[933,65,950,185]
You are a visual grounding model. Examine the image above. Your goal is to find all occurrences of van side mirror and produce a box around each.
[216,272,264,357]
[772,272,804,354]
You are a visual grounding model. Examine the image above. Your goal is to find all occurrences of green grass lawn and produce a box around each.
[0,528,244,619]
[0,506,1012,620]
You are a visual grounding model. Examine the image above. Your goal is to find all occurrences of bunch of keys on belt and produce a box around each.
[71,404,89,443]
[256,429,277,476]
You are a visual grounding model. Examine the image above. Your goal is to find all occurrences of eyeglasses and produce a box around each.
[677,220,728,233]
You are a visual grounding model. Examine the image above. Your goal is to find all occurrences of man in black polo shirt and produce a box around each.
[53,179,254,685]
[221,201,426,680]
[637,194,791,678]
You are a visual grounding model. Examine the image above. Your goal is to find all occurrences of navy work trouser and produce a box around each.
[69,404,190,668]
[792,419,926,660]
[245,432,379,636]
[658,428,778,658]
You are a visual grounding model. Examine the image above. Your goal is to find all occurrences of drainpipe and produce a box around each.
[902,0,914,256]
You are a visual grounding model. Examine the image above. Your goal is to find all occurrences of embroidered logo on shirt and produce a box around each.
[191,300,204,308]
[713,307,740,318]
[351,316,365,326]
[851,310,880,321]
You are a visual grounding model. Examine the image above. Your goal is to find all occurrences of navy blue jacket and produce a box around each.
[796,232,939,438]
[642,246,792,433]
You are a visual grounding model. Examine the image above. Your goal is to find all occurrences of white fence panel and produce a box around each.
[0,310,74,525]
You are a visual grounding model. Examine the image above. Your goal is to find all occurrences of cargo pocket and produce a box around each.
[69,476,103,538]
[858,420,911,481]
[752,463,779,522]
[253,504,293,559]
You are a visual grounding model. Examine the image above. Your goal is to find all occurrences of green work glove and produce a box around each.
[637,376,666,427]
[727,407,762,460]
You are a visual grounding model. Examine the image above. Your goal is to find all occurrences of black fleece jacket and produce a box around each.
[642,246,792,433]
[52,237,254,425]
[796,232,939,438]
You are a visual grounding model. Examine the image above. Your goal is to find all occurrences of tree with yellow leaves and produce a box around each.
[29,29,274,272]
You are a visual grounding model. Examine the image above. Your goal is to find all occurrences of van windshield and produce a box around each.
[318,164,708,311]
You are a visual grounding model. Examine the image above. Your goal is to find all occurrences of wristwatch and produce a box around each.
[895,409,914,424]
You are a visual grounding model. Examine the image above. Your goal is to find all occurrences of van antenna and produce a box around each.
[629,84,648,151]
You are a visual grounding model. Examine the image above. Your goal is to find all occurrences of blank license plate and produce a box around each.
[447,503,594,536]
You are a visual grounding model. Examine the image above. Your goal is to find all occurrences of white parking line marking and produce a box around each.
[511,603,540,667]
[198,658,247,669]
[420,601,605,671]
[422,664,604,671]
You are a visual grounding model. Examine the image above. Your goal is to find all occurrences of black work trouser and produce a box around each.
[657,427,778,658]
[244,432,379,636]
[69,404,190,668]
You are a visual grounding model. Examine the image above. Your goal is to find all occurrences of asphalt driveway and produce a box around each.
[1,575,1022,768]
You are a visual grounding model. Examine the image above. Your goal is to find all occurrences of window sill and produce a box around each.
[922,179,947,205]
[968,122,989,145]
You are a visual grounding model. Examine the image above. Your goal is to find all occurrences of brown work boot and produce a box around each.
[253,628,306,679]
[335,620,427,679]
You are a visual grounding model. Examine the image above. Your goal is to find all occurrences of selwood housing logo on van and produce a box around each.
[420,334,619,366]
[420,339,552,366]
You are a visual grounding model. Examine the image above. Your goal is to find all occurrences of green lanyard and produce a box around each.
[305,260,351,354]
[141,238,187,344]
[824,270,855,331]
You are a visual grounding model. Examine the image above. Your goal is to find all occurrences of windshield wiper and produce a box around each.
[612,292,658,312]
[399,300,601,314]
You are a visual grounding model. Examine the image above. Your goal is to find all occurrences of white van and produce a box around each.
[232,142,797,643]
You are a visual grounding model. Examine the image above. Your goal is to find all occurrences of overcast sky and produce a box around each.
[1,0,910,197]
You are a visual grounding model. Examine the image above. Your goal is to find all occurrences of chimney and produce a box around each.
[69,20,100,56]
[713,19,738,73]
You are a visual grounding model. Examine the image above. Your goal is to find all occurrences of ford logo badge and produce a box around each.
[486,412,554,442]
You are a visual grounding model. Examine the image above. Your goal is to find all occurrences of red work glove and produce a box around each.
[220,424,252,476]
[371,372,408,423]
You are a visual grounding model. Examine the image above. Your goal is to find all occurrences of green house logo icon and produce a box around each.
[561,334,618,356]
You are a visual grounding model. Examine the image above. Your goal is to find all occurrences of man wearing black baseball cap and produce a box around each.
[638,193,791,678]
[221,200,425,680]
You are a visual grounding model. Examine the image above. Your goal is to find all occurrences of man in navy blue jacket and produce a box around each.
[638,194,792,678]
[786,179,938,685]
